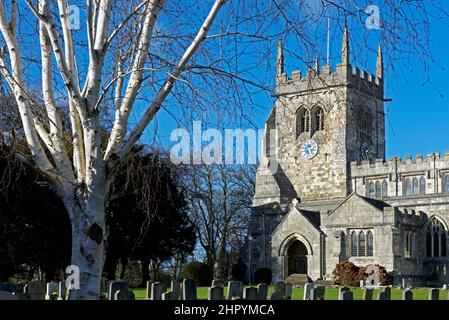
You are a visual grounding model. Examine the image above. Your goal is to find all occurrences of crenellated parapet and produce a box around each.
[276,63,383,99]
[350,152,449,179]
[275,26,384,99]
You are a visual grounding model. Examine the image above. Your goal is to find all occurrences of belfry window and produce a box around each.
[313,106,325,132]
[425,218,447,258]
[296,108,310,137]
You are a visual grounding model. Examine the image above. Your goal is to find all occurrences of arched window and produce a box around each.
[296,108,310,137]
[426,218,447,258]
[382,180,388,197]
[445,174,449,193]
[368,182,375,198]
[367,231,373,256]
[404,231,413,258]
[412,177,419,195]
[351,231,357,256]
[314,107,325,132]
[375,181,381,198]
[405,178,412,196]
[358,231,366,256]
[420,177,426,195]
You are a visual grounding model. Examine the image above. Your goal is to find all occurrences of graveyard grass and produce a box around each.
[130,286,449,300]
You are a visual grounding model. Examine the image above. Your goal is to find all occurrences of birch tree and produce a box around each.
[0,0,227,299]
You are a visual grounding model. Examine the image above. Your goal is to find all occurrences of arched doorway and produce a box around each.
[287,240,308,275]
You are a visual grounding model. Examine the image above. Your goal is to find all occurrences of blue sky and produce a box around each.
[146,1,449,160]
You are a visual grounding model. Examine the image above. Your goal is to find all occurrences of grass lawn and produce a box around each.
[131,286,449,300]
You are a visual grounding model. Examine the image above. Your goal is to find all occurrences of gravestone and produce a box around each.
[0,291,17,300]
[29,281,45,300]
[359,280,365,288]
[402,289,413,300]
[339,291,353,300]
[362,288,374,300]
[162,291,177,300]
[57,281,67,300]
[108,280,129,300]
[303,283,315,300]
[243,287,258,300]
[151,282,166,301]
[171,281,181,300]
[285,283,293,300]
[211,280,223,288]
[274,281,286,298]
[257,283,268,300]
[269,291,284,300]
[377,291,390,300]
[208,286,224,300]
[114,290,129,300]
[45,282,59,300]
[429,288,439,300]
[226,281,243,300]
[310,286,325,300]
[442,284,447,290]
[182,279,197,300]
[381,287,391,300]
[145,281,152,300]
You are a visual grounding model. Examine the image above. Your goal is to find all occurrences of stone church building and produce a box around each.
[249,28,449,286]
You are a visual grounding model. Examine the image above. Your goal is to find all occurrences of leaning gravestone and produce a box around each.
[151,282,166,300]
[303,283,315,300]
[429,288,439,300]
[362,288,374,300]
[257,283,268,300]
[243,287,258,300]
[29,280,45,300]
[182,279,197,300]
[310,286,325,300]
[0,291,17,300]
[45,282,59,300]
[339,291,353,300]
[208,286,224,300]
[402,289,413,300]
[108,280,129,300]
[227,281,243,300]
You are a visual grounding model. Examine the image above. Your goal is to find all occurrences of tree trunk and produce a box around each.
[65,195,106,300]
[141,258,150,287]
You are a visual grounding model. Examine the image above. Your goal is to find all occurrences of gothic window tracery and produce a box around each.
[425,218,447,258]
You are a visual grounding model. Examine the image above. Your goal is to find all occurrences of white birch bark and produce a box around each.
[0,0,227,299]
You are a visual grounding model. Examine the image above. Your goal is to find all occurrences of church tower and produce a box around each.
[254,27,386,205]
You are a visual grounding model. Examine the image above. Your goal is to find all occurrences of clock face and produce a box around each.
[301,139,318,159]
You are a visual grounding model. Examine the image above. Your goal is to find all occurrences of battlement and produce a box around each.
[350,152,449,178]
[276,62,383,99]
[398,208,427,225]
